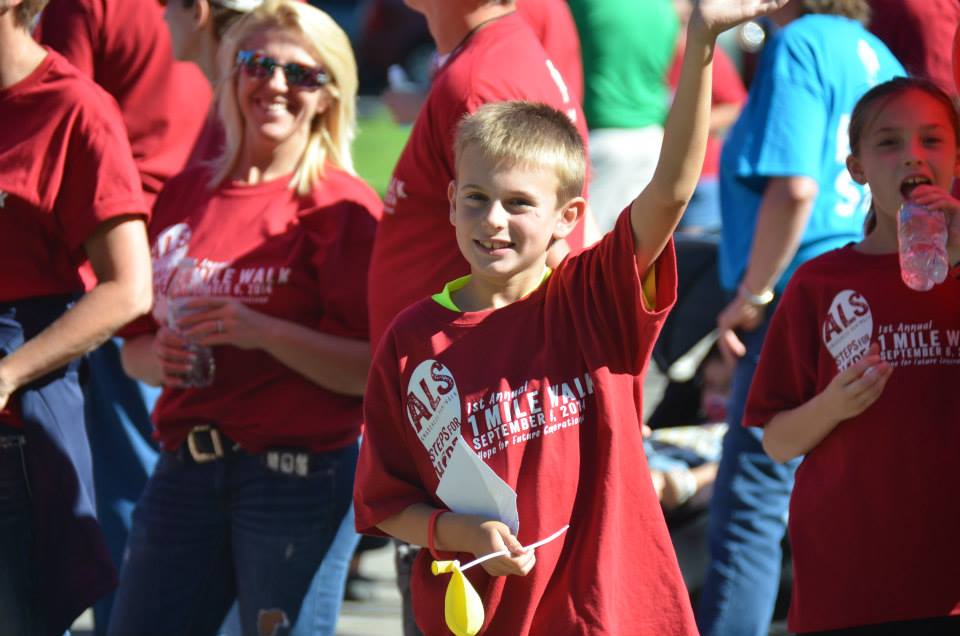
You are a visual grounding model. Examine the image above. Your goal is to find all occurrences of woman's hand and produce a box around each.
[153,326,197,388]
[691,0,789,38]
[817,343,892,423]
[716,294,765,363]
[172,297,269,351]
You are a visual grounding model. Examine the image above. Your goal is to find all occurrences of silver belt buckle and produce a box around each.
[186,425,224,463]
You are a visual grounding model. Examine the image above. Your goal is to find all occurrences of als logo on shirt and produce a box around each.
[822,289,873,370]
[151,223,192,324]
[406,359,463,479]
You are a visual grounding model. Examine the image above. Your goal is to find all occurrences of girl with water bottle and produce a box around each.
[744,76,960,634]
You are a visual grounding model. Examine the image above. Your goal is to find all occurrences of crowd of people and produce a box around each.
[2,0,960,635]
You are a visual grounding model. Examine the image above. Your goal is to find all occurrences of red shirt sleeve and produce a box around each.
[355,329,434,536]
[304,188,382,340]
[57,105,147,252]
[555,208,678,374]
[744,275,820,428]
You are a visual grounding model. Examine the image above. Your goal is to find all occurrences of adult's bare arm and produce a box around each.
[0,216,152,408]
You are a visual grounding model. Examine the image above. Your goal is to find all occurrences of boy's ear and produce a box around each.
[552,196,587,240]
[447,180,457,226]
[846,154,867,185]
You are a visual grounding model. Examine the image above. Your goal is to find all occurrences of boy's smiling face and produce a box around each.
[448,145,581,295]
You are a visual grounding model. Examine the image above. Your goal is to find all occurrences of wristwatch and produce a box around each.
[738,283,775,306]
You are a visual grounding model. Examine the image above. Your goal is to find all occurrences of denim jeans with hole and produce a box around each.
[696,316,800,636]
[107,441,357,636]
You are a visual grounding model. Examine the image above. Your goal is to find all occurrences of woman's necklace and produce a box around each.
[437,11,515,71]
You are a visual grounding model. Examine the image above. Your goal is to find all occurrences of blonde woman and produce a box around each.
[111,2,381,634]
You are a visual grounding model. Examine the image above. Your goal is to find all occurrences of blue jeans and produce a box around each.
[108,441,357,636]
[84,339,160,636]
[219,504,360,636]
[697,317,800,636]
[0,431,41,636]
[290,504,359,635]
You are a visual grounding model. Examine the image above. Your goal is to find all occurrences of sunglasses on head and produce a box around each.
[235,50,330,89]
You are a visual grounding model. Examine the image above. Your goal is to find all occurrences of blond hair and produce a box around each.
[455,101,585,203]
[212,0,357,194]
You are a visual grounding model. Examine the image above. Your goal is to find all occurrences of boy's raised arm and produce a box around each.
[630,0,788,275]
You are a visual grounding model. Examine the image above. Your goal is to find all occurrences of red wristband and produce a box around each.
[427,508,448,560]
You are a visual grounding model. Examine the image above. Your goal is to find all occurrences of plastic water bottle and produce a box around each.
[166,258,216,387]
[898,202,948,291]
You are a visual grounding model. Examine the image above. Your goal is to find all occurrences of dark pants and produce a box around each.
[108,442,357,636]
[84,339,160,636]
[801,615,960,635]
[0,431,42,636]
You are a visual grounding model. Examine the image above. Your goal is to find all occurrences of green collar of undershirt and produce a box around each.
[432,268,553,312]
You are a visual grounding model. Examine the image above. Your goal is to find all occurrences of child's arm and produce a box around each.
[629,0,788,275]
[378,504,535,577]
[762,344,892,463]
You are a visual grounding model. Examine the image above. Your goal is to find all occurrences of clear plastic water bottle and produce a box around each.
[165,258,216,387]
[898,202,948,291]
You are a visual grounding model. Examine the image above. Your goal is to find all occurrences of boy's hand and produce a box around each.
[691,0,789,38]
[468,520,535,577]
[909,184,960,248]
[818,344,892,423]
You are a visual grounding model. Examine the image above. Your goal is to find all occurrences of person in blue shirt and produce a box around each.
[697,1,904,634]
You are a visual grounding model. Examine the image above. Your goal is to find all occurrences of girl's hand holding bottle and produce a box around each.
[909,184,960,251]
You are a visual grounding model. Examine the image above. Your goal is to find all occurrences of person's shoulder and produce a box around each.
[378,298,448,355]
[163,164,213,193]
[299,166,383,227]
[444,13,542,79]
[153,165,213,217]
[33,51,114,111]
[311,166,382,212]
[788,246,860,291]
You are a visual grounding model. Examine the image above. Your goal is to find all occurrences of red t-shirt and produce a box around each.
[367,12,590,347]
[667,42,745,178]
[745,246,960,632]
[0,50,145,427]
[356,211,697,635]
[869,0,960,96]
[37,0,213,202]
[127,165,381,453]
[516,0,584,105]
[0,51,145,302]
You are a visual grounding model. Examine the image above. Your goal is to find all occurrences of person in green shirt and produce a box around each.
[568,0,680,232]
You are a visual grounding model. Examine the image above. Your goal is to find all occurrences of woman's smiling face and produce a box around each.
[235,26,331,157]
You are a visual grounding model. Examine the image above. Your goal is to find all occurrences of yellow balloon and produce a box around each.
[431,560,485,636]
